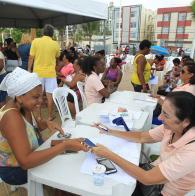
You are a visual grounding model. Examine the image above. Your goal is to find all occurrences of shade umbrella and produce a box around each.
[151,46,169,56]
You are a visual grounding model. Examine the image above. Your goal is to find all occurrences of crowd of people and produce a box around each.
[0,24,195,196]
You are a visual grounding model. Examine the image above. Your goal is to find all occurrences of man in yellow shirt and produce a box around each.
[28,24,60,120]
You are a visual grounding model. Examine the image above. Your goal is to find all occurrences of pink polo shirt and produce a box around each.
[173,83,195,96]
[85,71,105,105]
[60,63,74,77]
[149,125,195,196]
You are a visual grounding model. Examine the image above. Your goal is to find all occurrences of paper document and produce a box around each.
[80,135,140,185]
[134,94,157,103]
[98,108,142,130]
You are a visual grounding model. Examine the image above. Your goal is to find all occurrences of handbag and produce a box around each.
[133,140,195,196]
[136,162,164,196]
[132,151,163,196]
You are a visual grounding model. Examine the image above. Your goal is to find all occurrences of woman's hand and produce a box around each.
[142,85,148,93]
[91,144,113,159]
[92,123,109,134]
[47,121,65,136]
[65,138,89,152]
[102,80,109,86]
[107,80,115,89]
[149,94,164,105]
[150,94,160,99]
[60,77,66,83]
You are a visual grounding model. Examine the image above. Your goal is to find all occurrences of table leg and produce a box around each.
[112,183,135,196]
[28,179,35,196]
[28,180,43,196]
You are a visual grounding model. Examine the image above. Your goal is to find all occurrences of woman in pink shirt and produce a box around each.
[155,62,195,106]
[81,56,113,105]
[92,91,195,196]
[57,51,74,82]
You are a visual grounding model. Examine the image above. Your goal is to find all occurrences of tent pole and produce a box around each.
[1,33,4,45]
[118,0,122,48]
[190,37,195,60]
[103,20,106,52]
[66,25,69,48]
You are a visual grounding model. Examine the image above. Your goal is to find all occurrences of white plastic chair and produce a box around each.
[77,81,88,109]
[0,179,28,196]
[11,183,43,196]
[52,87,79,128]
[10,183,28,191]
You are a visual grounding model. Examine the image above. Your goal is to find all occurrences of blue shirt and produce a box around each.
[18,44,31,68]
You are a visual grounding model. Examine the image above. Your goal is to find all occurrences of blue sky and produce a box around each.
[96,0,193,10]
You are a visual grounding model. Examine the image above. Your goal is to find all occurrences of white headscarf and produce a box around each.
[0,67,41,98]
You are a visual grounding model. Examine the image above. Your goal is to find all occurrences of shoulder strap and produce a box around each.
[31,113,38,128]
[0,108,17,121]
[135,54,144,60]
[134,54,145,64]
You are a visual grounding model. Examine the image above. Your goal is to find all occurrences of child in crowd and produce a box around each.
[101,57,122,92]
[57,51,74,85]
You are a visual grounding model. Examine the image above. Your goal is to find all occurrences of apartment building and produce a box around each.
[109,4,156,46]
[156,6,195,49]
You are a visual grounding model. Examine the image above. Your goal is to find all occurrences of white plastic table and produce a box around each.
[28,125,141,196]
[105,91,157,130]
[105,91,157,110]
[76,102,149,131]
[76,91,155,131]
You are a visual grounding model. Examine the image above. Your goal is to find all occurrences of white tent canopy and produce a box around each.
[0,0,107,27]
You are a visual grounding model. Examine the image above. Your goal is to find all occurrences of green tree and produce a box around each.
[80,21,102,45]
[0,28,10,43]
[36,29,42,38]
[73,29,84,44]
[192,0,195,18]
[0,28,43,44]
[11,28,29,43]
[0,28,29,43]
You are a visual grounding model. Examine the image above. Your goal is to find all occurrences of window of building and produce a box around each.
[178,13,186,21]
[176,40,183,47]
[109,12,112,20]
[114,32,119,39]
[130,11,136,18]
[177,27,185,34]
[162,27,169,34]
[114,9,119,18]
[131,32,136,38]
[115,23,119,29]
[160,40,165,47]
[130,22,136,28]
[163,13,170,21]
